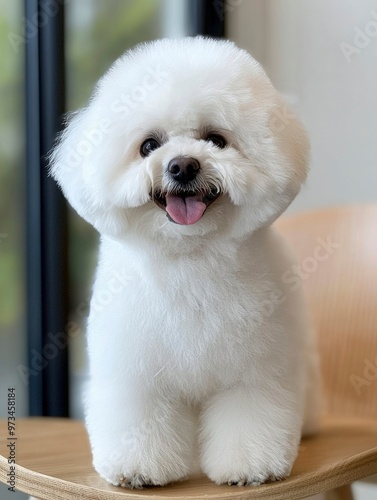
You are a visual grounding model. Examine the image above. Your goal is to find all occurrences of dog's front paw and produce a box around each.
[204,456,290,487]
[207,461,290,487]
[199,384,301,487]
[200,423,295,487]
[94,457,187,489]
[201,434,294,487]
[93,440,193,490]
[117,473,160,489]
[226,472,283,487]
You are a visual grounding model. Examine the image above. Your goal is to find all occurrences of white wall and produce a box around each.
[228,0,377,215]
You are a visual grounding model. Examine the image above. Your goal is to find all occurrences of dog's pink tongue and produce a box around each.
[165,195,206,225]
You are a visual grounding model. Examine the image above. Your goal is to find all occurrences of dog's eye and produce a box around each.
[205,134,227,149]
[140,138,160,157]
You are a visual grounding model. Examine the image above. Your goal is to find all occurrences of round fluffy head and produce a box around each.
[50,37,309,243]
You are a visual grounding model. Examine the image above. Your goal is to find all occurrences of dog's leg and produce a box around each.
[86,384,197,488]
[199,381,302,486]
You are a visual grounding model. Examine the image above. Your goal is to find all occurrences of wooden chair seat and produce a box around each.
[1,416,377,499]
[1,204,377,499]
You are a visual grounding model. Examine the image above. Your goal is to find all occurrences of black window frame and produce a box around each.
[25,0,68,417]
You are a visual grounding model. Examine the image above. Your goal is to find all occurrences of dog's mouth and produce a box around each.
[153,188,221,225]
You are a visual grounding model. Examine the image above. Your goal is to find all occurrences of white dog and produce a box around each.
[50,37,321,489]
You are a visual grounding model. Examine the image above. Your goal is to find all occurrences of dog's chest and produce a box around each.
[93,241,280,394]
[120,253,271,382]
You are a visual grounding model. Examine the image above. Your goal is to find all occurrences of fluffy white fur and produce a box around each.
[50,37,321,489]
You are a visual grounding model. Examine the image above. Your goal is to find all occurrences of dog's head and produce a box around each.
[50,37,309,243]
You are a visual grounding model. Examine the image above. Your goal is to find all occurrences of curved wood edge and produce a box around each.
[1,429,377,499]
[0,456,114,500]
[1,448,377,499]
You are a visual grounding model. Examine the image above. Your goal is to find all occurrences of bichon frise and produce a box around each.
[50,37,321,489]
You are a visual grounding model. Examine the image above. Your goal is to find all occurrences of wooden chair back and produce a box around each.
[275,204,377,420]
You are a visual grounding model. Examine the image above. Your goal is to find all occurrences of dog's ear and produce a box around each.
[234,84,311,236]
[262,95,310,221]
[243,57,310,202]
[272,95,310,190]
[49,108,92,219]
[49,106,129,236]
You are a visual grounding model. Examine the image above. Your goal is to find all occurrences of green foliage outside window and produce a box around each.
[0,0,23,331]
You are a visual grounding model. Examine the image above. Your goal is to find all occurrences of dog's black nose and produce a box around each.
[167,156,200,183]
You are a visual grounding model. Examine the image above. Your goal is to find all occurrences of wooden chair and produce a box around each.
[1,204,377,499]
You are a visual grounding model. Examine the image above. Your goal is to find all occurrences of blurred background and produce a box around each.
[0,0,376,498]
